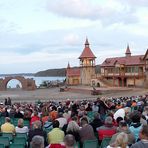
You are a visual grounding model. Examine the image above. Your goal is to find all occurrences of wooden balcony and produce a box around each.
[102,72,144,77]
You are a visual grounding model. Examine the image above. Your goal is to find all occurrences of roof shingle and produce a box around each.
[101,55,144,67]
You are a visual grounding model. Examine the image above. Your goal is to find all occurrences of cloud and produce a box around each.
[120,0,148,7]
[64,33,79,45]
[46,0,138,24]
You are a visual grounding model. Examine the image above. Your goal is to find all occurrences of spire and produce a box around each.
[79,38,96,59]
[67,62,70,69]
[85,37,89,47]
[125,44,131,57]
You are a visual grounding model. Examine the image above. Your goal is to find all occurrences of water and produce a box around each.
[26,76,65,87]
[0,76,66,88]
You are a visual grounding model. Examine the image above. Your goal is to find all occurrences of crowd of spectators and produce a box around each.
[0,95,147,148]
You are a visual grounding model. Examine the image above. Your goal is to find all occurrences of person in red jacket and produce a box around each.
[30,111,40,127]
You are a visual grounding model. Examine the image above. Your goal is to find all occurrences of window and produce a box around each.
[135,67,138,73]
[108,68,113,73]
[126,66,139,73]
[126,67,131,73]
[115,68,119,73]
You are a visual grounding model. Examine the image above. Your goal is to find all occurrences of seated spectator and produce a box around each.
[30,110,40,126]
[42,112,50,124]
[116,102,122,109]
[131,125,148,148]
[92,101,99,112]
[63,109,71,121]
[28,120,47,147]
[131,100,137,107]
[140,115,147,125]
[78,105,86,118]
[129,111,143,141]
[1,117,15,134]
[90,112,103,133]
[1,107,9,117]
[142,106,148,121]
[64,134,76,148]
[107,132,129,148]
[115,117,124,126]
[66,121,80,142]
[9,107,16,118]
[62,116,78,134]
[49,106,58,121]
[48,120,65,144]
[43,117,53,132]
[15,118,29,133]
[23,108,32,120]
[79,117,96,143]
[114,107,131,121]
[14,108,24,118]
[97,97,109,120]
[110,121,135,146]
[97,116,116,141]
[85,103,92,112]
[31,135,44,148]
[56,112,67,128]
[126,98,132,107]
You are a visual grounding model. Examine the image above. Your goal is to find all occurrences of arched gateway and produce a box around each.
[0,76,36,91]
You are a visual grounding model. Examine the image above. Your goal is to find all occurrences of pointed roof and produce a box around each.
[143,49,148,60]
[67,62,70,69]
[67,67,80,77]
[79,38,96,59]
[85,37,89,46]
[125,44,131,55]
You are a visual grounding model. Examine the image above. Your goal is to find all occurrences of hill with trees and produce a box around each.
[35,65,101,77]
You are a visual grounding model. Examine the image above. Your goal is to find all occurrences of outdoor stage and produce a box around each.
[0,86,147,103]
[67,86,133,95]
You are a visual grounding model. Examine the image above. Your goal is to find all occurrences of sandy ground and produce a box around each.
[0,86,148,103]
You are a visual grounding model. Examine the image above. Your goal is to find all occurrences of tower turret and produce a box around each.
[79,38,96,67]
[125,44,131,57]
[79,38,96,85]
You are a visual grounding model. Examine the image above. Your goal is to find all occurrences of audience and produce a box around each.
[129,111,143,141]
[47,120,65,144]
[49,106,58,121]
[66,121,80,142]
[131,125,148,148]
[14,108,24,118]
[56,112,67,129]
[1,117,15,134]
[113,107,131,121]
[110,120,135,146]
[79,117,96,144]
[28,120,47,147]
[64,134,76,148]
[107,132,129,148]
[0,95,147,148]
[97,116,116,142]
[90,112,103,133]
[30,110,40,126]
[31,135,44,148]
[15,118,29,133]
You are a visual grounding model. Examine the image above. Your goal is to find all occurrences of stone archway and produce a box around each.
[0,76,36,91]
[97,82,100,87]
[7,79,22,89]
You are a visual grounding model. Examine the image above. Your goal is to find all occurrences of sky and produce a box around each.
[0,0,148,74]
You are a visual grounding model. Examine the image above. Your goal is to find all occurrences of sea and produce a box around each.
[0,76,66,88]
